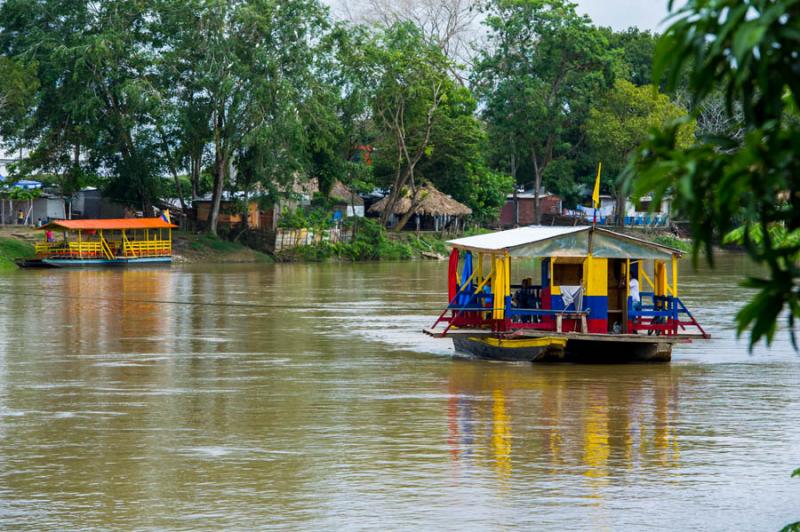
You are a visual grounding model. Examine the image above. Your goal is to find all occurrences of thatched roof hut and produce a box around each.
[329,180,364,206]
[368,183,472,217]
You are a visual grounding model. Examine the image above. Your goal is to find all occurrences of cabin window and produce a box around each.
[553,262,583,286]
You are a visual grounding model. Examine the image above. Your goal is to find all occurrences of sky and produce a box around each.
[574,0,676,31]
[327,0,683,32]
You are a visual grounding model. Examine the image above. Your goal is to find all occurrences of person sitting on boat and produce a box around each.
[45,229,54,243]
[513,278,539,323]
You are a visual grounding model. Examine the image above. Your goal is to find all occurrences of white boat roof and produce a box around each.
[448,225,681,259]
[449,226,588,252]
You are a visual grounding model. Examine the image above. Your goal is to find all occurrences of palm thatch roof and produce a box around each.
[369,183,472,217]
[329,179,364,206]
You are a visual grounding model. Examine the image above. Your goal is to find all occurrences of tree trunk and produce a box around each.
[393,206,417,232]
[616,190,626,227]
[209,154,226,236]
[510,152,518,226]
[532,152,542,225]
[191,154,201,200]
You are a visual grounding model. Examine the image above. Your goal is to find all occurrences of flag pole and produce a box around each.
[592,162,602,228]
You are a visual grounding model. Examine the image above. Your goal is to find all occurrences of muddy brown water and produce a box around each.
[0,254,798,529]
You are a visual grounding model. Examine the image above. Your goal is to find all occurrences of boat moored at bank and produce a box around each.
[424,225,710,362]
[25,217,177,268]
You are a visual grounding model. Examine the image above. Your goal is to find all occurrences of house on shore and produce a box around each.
[566,194,672,227]
[500,190,563,228]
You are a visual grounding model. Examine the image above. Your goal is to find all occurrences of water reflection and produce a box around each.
[445,361,682,488]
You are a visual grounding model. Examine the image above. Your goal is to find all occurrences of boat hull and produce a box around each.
[451,334,673,363]
[40,257,172,268]
[453,336,568,362]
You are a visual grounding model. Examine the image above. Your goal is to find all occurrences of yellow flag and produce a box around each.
[592,162,602,209]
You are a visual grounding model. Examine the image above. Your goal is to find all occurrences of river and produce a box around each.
[0,254,798,530]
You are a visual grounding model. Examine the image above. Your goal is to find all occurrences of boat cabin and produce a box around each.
[32,218,176,267]
[431,226,707,339]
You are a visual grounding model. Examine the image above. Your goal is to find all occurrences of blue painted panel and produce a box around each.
[551,295,607,319]
[583,296,608,319]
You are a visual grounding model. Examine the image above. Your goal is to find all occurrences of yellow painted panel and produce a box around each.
[584,256,608,296]
[472,337,568,349]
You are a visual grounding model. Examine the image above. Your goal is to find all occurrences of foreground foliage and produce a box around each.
[626,0,800,349]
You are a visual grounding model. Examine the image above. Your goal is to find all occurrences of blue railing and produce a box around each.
[628,292,706,335]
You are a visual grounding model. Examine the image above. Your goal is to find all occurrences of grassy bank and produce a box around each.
[173,231,273,264]
[0,237,34,271]
[651,234,692,252]
[276,219,450,262]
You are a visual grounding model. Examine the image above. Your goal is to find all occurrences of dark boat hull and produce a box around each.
[452,334,673,363]
[453,336,568,362]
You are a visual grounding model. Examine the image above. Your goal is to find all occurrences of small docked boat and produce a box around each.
[24,217,177,268]
[424,226,709,363]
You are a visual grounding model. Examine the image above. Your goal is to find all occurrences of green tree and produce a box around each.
[0,1,103,201]
[473,0,614,224]
[605,27,659,87]
[586,79,693,223]
[162,0,333,235]
[625,0,800,349]
[418,84,513,222]
[367,22,453,230]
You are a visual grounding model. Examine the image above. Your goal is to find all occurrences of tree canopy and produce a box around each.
[626,0,800,348]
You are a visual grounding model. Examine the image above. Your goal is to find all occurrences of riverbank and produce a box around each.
[273,220,452,262]
[172,232,273,264]
[0,224,695,269]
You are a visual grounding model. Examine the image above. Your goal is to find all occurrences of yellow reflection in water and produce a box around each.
[445,361,682,490]
[492,389,512,483]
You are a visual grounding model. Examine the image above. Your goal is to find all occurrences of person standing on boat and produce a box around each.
[630,276,641,310]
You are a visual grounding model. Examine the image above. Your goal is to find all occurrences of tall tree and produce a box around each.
[473,0,614,224]
[0,1,102,202]
[163,0,333,235]
[586,79,694,223]
[368,22,452,230]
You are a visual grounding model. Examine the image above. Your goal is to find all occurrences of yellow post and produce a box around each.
[654,261,667,297]
[626,258,630,300]
[492,255,505,321]
[671,255,678,297]
[504,253,511,298]
[78,229,82,259]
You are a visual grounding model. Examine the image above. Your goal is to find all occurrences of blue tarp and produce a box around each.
[457,251,473,306]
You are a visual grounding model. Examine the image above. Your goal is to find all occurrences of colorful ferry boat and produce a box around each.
[26,217,176,267]
[424,226,709,362]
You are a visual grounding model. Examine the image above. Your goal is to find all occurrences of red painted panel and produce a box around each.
[587,319,608,334]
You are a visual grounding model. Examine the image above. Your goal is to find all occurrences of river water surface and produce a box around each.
[0,254,798,530]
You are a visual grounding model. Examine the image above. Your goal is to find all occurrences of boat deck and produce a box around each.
[423,327,707,344]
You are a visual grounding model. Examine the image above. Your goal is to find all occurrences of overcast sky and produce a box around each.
[327,1,681,32]
[575,0,677,31]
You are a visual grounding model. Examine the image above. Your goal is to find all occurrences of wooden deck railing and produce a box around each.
[35,239,171,259]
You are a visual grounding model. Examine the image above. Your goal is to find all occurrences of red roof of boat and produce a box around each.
[41,218,177,230]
